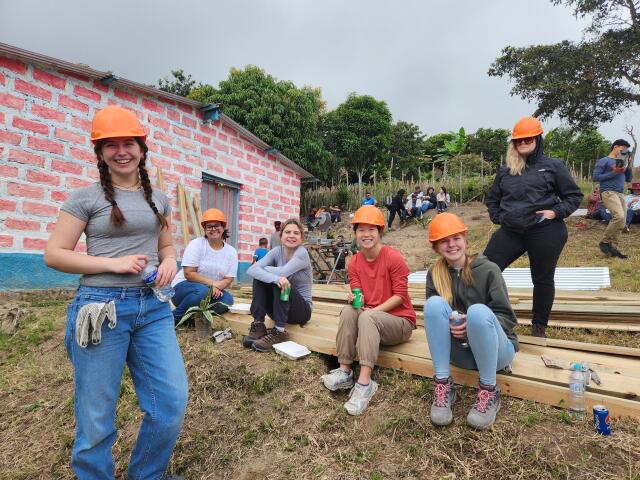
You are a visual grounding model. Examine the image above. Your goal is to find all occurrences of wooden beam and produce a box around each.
[155,166,166,192]
[177,183,190,246]
[184,190,203,237]
[220,312,640,418]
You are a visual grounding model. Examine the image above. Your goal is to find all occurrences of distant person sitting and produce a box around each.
[421,186,437,214]
[437,187,450,213]
[362,192,376,206]
[585,186,601,219]
[270,221,281,249]
[307,208,319,229]
[413,185,424,200]
[329,204,342,224]
[405,193,423,219]
[253,237,269,264]
[624,183,640,230]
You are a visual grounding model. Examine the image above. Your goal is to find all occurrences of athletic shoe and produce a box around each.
[321,368,354,391]
[466,384,501,430]
[430,376,456,426]
[344,380,378,415]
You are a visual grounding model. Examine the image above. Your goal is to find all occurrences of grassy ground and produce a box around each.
[1,295,639,479]
[1,207,639,479]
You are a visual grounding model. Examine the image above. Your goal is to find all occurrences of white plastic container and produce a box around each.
[273,341,312,360]
[228,303,251,314]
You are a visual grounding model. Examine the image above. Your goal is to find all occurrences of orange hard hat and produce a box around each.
[351,205,385,231]
[200,208,227,227]
[511,116,543,140]
[428,213,468,243]
[91,105,147,144]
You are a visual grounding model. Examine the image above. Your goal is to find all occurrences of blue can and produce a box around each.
[593,405,611,435]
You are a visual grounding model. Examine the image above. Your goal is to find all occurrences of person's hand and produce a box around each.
[210,284,222,299]
[612,166,625,174]
[110,255,148,274]
[347,292,355,303]
[449,313,467,340]
[536,210,557,221]
[277,276,290,290]
[155,257,177,287]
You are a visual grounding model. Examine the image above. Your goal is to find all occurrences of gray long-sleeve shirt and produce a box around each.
[247,245,313,307]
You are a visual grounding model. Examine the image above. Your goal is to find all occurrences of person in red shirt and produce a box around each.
[320,205,415,415]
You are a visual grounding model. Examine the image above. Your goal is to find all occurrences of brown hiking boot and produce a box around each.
[531,323,547,338]
[242,321,268,348]
[252,327,289,352]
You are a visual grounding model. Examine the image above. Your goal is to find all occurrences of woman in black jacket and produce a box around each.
[484,116,583,338]
[387,189,408,230]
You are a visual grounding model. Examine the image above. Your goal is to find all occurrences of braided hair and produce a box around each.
[94,138,168,229]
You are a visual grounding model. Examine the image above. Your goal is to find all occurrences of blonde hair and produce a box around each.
[430,238,475,306]
[505,142,526,176]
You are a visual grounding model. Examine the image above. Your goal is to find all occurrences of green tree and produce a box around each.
[544,127,577,161]
[466,128,510,171]
[189,66,330,180]
[390,121,426,180]
[571,129,611,174]
[157,69,199,97]
[323,93,393,199]
[489,1,640,128]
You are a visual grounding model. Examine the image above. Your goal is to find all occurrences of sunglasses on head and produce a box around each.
[513,137,535,145]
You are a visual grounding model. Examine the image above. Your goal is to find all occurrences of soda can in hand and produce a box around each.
[352,288,364,308]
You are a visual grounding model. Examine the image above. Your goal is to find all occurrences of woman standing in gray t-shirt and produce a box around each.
[44,106,187,479]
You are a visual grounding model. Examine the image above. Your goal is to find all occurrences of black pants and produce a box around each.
[250,279,311,329]
[483,220,568,327]
[387,208,407,228]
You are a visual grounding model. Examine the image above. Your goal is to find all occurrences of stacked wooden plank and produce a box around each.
[241,284,640,332]
[227,284,640,418]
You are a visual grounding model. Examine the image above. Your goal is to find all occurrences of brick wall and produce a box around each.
[0,53,302,266]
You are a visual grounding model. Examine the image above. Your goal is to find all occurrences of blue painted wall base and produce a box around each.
[0,253,254,291]
[0,253,79,291]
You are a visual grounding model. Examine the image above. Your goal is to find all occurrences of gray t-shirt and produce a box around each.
[61,182,171,287]
[270,230,281,249]
[247,245,313,307]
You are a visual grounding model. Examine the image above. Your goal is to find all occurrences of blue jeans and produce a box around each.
[424,296,515,386]
[65,286,188,480]
[172,280,234,321]
[420,202,434,213]
[596,206,634,226]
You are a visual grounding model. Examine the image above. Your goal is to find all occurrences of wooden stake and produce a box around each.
[185,189,203,237]
[156,166,166,192]
[177,183,190,246]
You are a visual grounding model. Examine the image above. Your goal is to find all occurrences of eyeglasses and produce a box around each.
[513,137,535,145]
[204,224,224,231]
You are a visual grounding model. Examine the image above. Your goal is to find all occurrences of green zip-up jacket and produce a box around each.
[425,255,519,351]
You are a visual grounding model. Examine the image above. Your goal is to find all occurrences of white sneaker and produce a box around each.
[321,368,354,391]
[344,380,378,415]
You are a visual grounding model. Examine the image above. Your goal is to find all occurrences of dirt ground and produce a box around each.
[1,204,639,479]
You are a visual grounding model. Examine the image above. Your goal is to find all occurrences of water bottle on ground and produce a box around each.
[140,264,175,302]
[569,362,586,416]
[449,310,469,348]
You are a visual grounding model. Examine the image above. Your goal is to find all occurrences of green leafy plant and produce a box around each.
[174,286,226,329]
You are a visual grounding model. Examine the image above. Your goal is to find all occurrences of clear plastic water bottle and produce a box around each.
[140,264,174,302]
[569,362,586,416]
[449,310,469,349]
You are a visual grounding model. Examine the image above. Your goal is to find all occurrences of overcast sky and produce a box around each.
[1,0,638,143]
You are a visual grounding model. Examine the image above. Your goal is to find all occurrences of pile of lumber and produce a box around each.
[239,284,640,332]
[227,284,640,418]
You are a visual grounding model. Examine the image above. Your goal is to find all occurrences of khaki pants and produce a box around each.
[601,190,627,246]
[336,306,413,368]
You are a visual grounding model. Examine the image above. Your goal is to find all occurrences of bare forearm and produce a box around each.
[212,277,233,289]
[184,270,216,286]
[372,295,403,312]
[44,248,114,274]
[158,244,176,262]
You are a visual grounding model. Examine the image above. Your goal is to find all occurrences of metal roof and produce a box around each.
[408,267,611,291]
[0,41,313,179]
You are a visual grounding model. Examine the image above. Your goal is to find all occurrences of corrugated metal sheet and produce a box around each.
[408,267,611,291]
